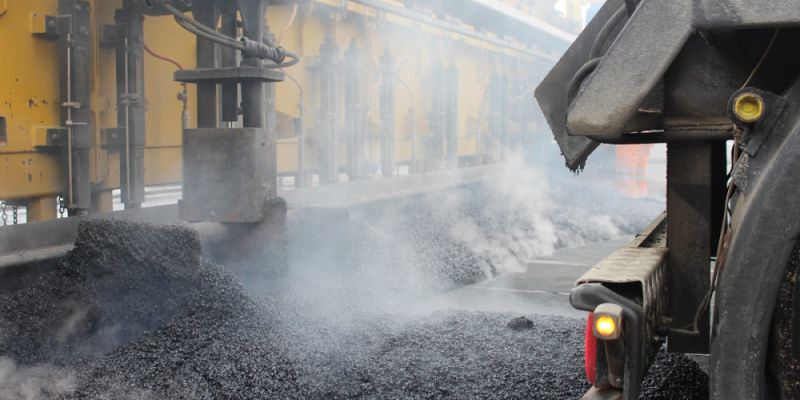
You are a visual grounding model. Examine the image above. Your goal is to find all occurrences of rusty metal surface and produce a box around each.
[576,248,666,295]
[577,212,667,311]
[577,246,667,342]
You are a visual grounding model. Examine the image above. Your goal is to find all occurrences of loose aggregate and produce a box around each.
[0,179,707,400]
[64,259,307,400]
[0,220,203,365]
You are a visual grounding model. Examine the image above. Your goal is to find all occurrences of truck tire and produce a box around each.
[768,242,800,399]
[710,83,800,400]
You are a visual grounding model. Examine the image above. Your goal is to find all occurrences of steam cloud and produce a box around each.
[0,358,75,400]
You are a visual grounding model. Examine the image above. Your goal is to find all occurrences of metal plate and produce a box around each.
[174,66,284,84]
[576,246,667,319]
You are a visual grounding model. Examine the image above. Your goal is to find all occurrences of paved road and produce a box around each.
[426,238,630,316]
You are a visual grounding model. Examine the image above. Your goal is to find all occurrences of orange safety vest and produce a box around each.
[615,144,653,199]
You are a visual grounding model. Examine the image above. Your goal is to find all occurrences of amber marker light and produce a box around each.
[733,92,765,123]
[592,303,624,340]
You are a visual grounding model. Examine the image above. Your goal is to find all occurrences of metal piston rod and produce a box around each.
[176,0,290,223]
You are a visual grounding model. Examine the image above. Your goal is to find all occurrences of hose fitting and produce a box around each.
[241,37,286,63]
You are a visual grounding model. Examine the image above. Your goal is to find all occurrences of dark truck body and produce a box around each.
[535,1,800,399]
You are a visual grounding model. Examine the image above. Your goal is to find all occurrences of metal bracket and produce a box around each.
[29,13,71,39]
[99,24,119,47]
[101,128,123,150]
[31,127,68,149]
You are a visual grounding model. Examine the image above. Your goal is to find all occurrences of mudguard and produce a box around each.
[533,0,623,170]
[710,82,800,399]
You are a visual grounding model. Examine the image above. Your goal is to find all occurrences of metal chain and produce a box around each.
[58,196,66,218]
[1,201,7,226]
[12,205,17,225]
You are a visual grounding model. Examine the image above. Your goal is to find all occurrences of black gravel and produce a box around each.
[0,183,702,400]
[300,311,591,400]
[507,316,535,331]
[639,352,709,400]
[0,220,203,365]
[0,220,306,400]
[258,301,708,400]
[64,259,307,400]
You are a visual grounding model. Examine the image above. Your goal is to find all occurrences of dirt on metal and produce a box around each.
[771,242,800,398]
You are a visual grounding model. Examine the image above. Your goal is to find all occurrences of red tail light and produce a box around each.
[585,312,597,385]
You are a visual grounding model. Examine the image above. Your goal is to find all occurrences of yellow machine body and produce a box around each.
[0,0,574,221]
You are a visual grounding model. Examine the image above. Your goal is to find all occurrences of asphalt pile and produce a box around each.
[66,258,307,400]
[639,352,709,400]
[0,220,203,365]
[274,177,663,308]
[0,193,701,400]
[0,220,306,400]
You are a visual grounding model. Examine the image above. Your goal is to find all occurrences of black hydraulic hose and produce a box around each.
[240,38,300,68]
[566,57,601,106]
[625,0,640,16]
[567,4,631,107]
[164,4,244,50]
[266,51,300,68]
[589,5,628,60]
[162,2,300,68]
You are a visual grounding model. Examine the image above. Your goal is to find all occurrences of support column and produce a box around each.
[318,33,339,184]
[193,0,219,129]
[343,39,365,180]
[59,0,92,214]
[379,49,396,176]
[26,197,57,222]
[444,63,459,168]
[666,140,726,353]
[115,2,146,209]
[220,4,239,124]
[92,190,114,214]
